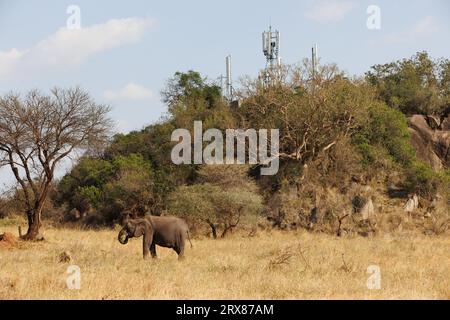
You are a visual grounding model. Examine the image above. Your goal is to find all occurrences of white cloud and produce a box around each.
[413,16,439,36]
[104,83,154,101]
[305,0,355,23]
[0,17,155,79]
[381,16,440,45]
[0,48,25,76]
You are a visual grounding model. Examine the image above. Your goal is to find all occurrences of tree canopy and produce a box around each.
[0,88,112,239]
[366,51,450,116]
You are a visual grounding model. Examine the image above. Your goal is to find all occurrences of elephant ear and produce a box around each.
[134,220,149,237]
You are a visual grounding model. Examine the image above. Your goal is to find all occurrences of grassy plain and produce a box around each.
[0,222,449,299]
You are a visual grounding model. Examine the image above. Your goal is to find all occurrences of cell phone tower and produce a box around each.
[262,25,281,68]
[218,55,235,102]
[225,55,233,99]
[262,25,281,85]
[311,43,318,80]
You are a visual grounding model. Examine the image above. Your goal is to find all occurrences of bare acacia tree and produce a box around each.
[0,88,112,240]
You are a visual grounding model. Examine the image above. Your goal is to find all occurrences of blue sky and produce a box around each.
[0,0,449,189]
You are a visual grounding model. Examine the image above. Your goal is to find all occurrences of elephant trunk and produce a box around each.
[118,228,129,245]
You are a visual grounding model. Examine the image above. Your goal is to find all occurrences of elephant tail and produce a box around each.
[187,229,193,248]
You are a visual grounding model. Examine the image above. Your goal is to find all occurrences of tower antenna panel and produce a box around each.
[261,25,281,85]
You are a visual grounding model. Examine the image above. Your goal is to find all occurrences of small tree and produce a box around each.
[168,166,263,238]
[0,88,112,240]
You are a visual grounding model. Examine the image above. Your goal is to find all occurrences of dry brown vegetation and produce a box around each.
[1,221,449,300]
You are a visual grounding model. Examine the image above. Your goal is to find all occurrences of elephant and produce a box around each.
[118,215,192,260]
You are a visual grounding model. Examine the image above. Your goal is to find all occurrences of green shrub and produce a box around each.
[404,161,440,197]
[353,102,415,166]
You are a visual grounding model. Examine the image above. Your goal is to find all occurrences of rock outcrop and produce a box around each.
[403,194,419,213]
[408,114,450,170]
[352,195,375,220]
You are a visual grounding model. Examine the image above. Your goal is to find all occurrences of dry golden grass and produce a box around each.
[0,224,449,300]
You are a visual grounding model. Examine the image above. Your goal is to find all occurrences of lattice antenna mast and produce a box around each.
[262,25,281,85]
[262,25,281,68]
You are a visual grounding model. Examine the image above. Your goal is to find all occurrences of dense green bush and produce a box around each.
[56,154,155,224]
[366,51,450,116]
[404,161,442,198]
[352,102,415,166]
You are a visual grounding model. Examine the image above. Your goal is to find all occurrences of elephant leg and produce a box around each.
[150,243,157,259]
[176,241,185,260]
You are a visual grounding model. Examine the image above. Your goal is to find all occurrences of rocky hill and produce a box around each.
[409,113,450,170]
